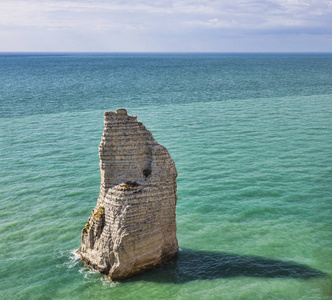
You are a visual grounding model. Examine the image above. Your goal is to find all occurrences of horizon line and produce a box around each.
[1,51,331,56]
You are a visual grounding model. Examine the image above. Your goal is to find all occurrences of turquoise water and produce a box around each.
[0,54,331,299]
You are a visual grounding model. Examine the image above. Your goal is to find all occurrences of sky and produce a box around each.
[0,0,331,52]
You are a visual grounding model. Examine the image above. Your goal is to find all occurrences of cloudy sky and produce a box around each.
[0,0,331,52]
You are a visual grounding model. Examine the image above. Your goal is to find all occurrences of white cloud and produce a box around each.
[0,1,148,30]
[1,0,331,29]
[0,0,331,51]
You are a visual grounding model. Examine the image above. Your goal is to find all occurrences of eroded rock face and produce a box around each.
[78,109,178,280]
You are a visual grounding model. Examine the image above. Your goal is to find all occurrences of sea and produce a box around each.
[0,53,331,300]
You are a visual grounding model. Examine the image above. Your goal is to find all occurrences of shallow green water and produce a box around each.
[0,54,331,299]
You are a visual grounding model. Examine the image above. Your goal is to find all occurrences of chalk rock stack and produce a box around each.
[78,109,178,280]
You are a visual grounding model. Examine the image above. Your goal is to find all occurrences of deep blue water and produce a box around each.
[0,53,331,299]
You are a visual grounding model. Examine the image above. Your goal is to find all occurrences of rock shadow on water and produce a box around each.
[125,248,327,284]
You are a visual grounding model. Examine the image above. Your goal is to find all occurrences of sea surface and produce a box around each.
[0,53,331,300]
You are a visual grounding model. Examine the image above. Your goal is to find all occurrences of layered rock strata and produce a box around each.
[78,109,178,280]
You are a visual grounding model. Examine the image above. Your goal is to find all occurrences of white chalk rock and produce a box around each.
[78,109,178,280]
